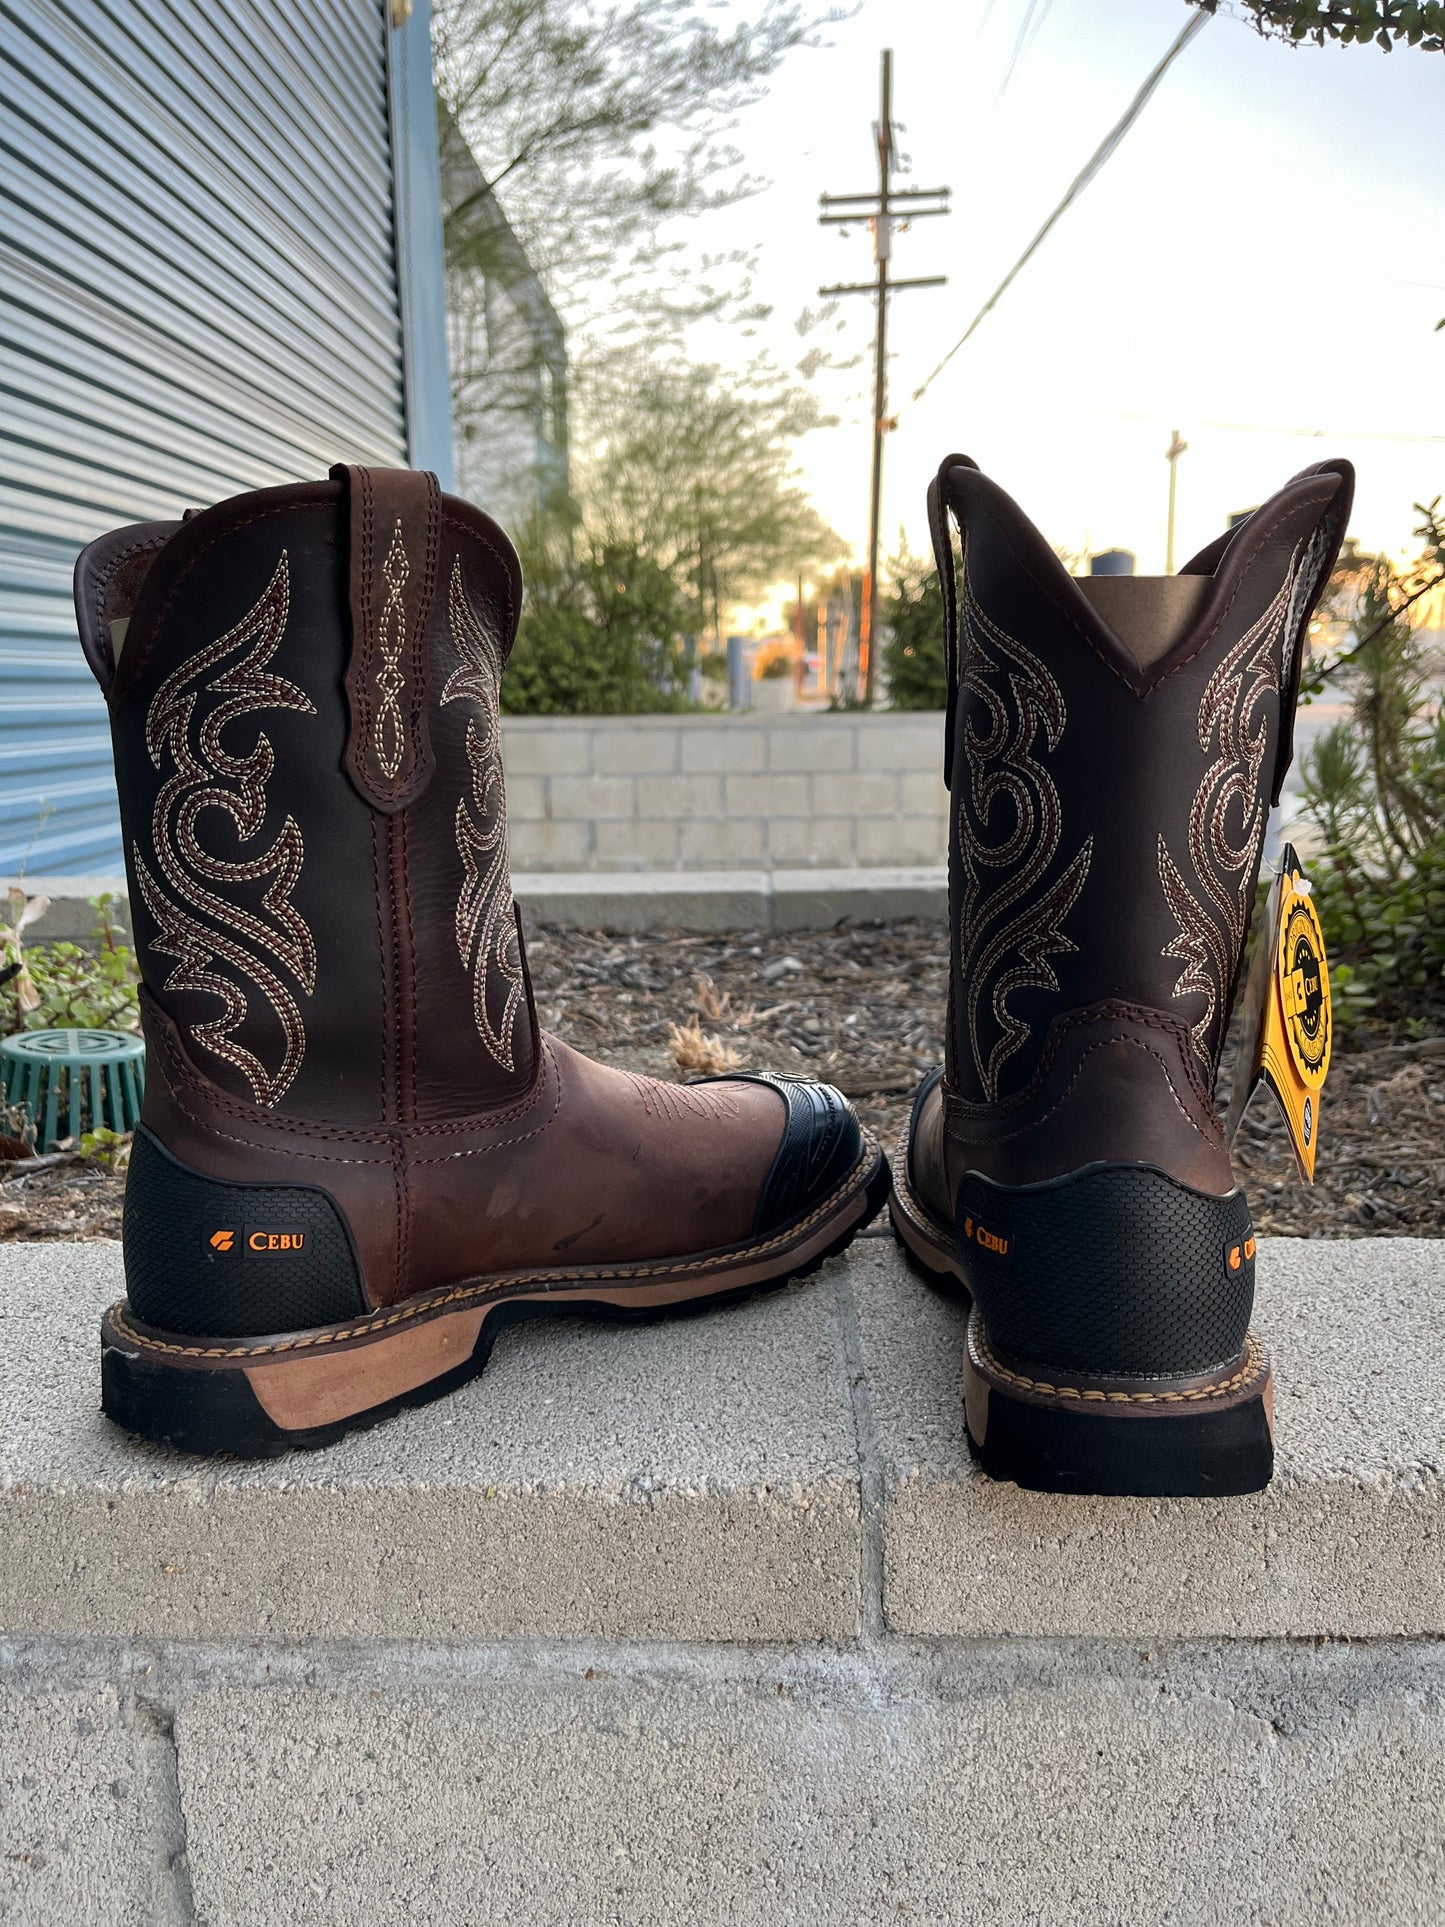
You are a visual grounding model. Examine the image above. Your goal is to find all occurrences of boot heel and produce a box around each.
[122,1127,368,1338]
[952,1161,1274,1493]
[962,1313,1274,1496]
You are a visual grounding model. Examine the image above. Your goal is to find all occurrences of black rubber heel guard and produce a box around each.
[956,1161,1257,1383]
[122,1126,367,1338]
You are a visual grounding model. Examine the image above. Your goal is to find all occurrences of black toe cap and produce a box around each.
[740,1074,865,1237]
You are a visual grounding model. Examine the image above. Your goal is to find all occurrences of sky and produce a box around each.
[664,0,1445,580]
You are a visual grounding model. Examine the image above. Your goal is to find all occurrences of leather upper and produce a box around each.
[911,454,1353,1222]
[75,470,869,1311]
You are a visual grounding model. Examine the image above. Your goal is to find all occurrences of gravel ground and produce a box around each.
[1,920,1438,1241]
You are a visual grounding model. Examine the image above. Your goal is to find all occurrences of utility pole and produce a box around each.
[820,49,949,704]
[1164,428,1188,574]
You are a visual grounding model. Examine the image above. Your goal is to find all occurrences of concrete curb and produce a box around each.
[3,868,949,938]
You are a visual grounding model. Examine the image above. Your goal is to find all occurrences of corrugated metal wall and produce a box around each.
[0,0,416,876]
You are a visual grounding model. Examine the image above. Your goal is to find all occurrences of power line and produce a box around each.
[910,11,1209,406]
[999,0,1053,95]
[818,49,950,704]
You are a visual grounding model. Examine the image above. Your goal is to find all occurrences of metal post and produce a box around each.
[861,50,893,707]
[818,52,948,707]
[1165,428,1188,575]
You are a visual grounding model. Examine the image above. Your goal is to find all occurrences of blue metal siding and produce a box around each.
[0,0,418,874]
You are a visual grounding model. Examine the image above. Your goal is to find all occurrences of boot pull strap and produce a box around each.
[331,463,441,814]
[927,452,974,789]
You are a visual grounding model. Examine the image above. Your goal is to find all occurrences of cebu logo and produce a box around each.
[208,1229,236,1253]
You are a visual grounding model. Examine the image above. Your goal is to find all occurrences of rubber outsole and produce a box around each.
[888,1137,1275,1499]
[101,1144,890,1459]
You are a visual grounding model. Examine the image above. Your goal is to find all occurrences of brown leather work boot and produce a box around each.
[76,469,886,1456]
[890,453,1352,1496]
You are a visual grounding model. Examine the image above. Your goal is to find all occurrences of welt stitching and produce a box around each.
[370,812,391,1124]
[394,1138,410,1308]
[397,810,418,1120]
[411,1037,564,1162]
[91,532,172,680]
[406,474,440,752]
[948,999,1218,1123]
[949,1034,1217,1146]
[153,1007,559,1152]
[107,1130,881,1360]
[972,1324,1268,1407]
[439,510,517,646]
[112,493,334,699]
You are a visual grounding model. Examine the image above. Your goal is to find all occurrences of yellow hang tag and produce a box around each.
[1225,843,1331,1182]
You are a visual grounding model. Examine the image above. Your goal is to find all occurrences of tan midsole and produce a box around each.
[104,1153,881,1432]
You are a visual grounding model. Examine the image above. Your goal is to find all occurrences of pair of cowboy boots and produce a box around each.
[76,451,1349,1496]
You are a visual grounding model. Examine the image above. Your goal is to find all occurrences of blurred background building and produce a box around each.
[0,0,453,875]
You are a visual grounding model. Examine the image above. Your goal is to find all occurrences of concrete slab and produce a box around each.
[0,1686,186,1926]
[513,868,772,932]
[769,866,947,929]
[0,1247,860,1643]
[18,870,950,939]
[514,868,946,931]
[175,1651,1445,1926]
[854,1237,1445,1638]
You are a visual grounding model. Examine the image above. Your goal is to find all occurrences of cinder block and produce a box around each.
[765,726,855,773]
[501,775,547,822]
[635,774,723,819]
[680,728,766,774]
[723,774,809,817]
[856,815,946,864]
[507,819,592,869]
[813,772,897,817]
[679,819,765,866]
[178,1661,1445,1926]
[856,719,940,771]
[595,819,679,866]
[848,1237,1445,1639]
[0,1687,174,1925]
[593,728,680,776]
[548,774,635,820]
[0,1246,860,1641]
[899,770,948,817]
[499,725,594,777]
[766,817,856,865]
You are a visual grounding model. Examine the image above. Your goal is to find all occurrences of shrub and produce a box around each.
[880,545,946,710]
[1300,549,1445,1028]
[0,892,140,1035]
[502,540,696,715]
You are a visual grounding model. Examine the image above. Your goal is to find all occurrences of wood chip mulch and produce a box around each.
[1,921,1438,1241]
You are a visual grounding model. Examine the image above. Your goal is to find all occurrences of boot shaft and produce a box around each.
[75,470,535,1126]
[929,455,1353,1112]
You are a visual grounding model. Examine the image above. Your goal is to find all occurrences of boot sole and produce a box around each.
[100,1136,889,1457]
[887,1130,1275,1498]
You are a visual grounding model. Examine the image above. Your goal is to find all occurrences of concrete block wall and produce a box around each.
[5,1237,1445,1922]
[500,712,948,870]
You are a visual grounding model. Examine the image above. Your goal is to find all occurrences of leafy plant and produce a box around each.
[0,893,140,1035]
[880,541,946,710]
[503,537,697,714]
[76,1127,133,1171]
[1300,543,1445,1025]
[1187,1,1445,51]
